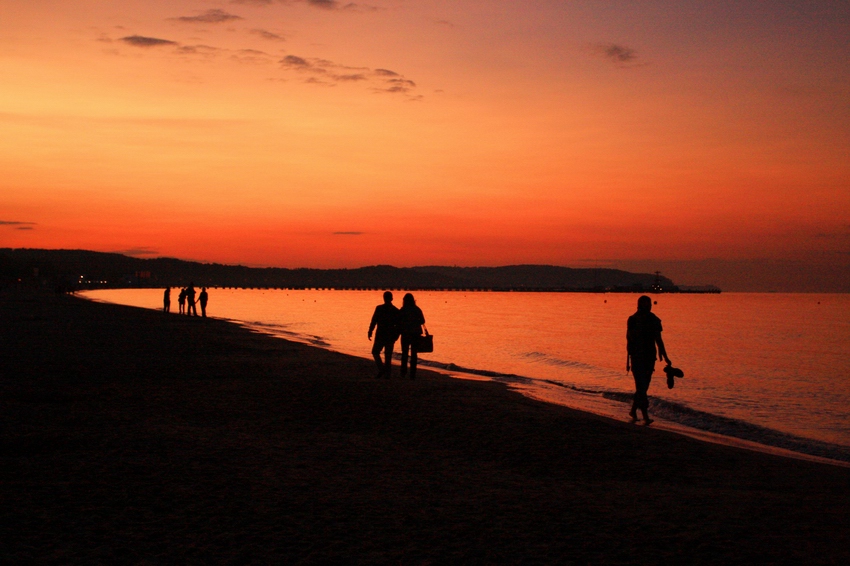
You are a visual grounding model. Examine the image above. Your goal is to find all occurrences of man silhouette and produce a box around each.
[626,295,671,425]
[368,291,400,378]
[186,284,197,317]
[198,287,208,317]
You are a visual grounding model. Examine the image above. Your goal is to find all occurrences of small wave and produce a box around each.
[597,391,850,463]
[521,351,603,373]
[402,357,535,384]
[237,321,331,347]
[411,357,850,464]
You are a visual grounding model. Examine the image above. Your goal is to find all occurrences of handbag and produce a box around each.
[417,327,434,353]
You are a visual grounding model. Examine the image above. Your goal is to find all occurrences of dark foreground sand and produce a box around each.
[2,289,849,564]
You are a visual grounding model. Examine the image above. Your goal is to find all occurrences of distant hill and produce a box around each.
[0,248,686,292]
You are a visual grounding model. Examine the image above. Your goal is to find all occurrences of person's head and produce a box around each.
[403,293,415,307]
[383,291,393,303]
[637,295,652,312]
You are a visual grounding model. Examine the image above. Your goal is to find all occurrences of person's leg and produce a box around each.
[400,335,410,376]
[633,365,654,423]
[372,340,384,376]
[383,340,394,378]
[410,340,418,379]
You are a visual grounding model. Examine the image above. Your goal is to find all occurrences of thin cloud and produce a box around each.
[307,0,380,12]
[279,55,418,97]
[282,54,311,67]
[333,231,363,235]
[595,43,642,67]
[114,247,159,257]
[308,0,337,8]
[121,35,178,47]
[231,0,380,11]
[176,45,221,56]
[171,9,243,24]
[250,28,286,41]
[0,220,36,230]
[232,49,274,64]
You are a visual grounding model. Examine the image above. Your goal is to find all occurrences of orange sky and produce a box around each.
[1,1,848,288]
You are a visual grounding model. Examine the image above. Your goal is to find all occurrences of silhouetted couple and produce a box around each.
[627,295,672,425]
[171,284,209,317]
[368,291,426,379]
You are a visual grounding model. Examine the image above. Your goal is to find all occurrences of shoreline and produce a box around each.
[3,288,849,563]
[221,317,850,468]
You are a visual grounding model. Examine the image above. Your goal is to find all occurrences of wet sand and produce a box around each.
[2,289,849,564]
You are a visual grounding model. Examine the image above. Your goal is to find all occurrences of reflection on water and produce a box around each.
[82,289,850,462]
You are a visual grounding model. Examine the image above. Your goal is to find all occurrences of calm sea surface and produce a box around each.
[82,289,850,463]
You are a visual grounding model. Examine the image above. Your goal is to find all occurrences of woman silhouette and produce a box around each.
[398,293,426,379]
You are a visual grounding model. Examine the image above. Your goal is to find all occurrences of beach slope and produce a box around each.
[2,290,848,563]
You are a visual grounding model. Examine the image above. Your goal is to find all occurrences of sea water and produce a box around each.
[81,289,850,464]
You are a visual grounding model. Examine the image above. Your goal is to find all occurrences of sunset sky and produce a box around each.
[2,1,848,290]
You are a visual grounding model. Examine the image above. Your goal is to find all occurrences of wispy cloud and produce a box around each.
[279,55,419,97]
[333,231,363,235]
[306,0,380,12]
[594,43,642,67]
[231,0,380,13]
[112,24,419,98]
[121,35,178,48]
[232,49,274,64]
[176,44,221,56]
[114,247,159,257]
[250,28,286,41]
[171,9,243,24]
[0,220,36,230]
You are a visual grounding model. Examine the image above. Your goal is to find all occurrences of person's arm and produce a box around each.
[368,308,378,340]
[656,332,670,365]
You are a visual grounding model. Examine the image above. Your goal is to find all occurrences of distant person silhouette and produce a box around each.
[198,287,208,317]
[368,291,400,378]
[163,287,171,313]
[398,293,426,379]
[186,284,197,317]
[178,288,187,314]
[626,295,671,425]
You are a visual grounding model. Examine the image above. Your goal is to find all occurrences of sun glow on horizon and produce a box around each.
[1,1,848,289]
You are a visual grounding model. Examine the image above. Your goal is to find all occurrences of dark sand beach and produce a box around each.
[2,289,849,564]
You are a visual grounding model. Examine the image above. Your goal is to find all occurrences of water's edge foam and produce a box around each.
[235,320,850,467]
[75,302,848,468]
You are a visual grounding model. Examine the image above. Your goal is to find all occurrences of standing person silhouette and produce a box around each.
[163,287,171,313]
[178,288,187,314]
[398,293,426,379]
[368,291,400,378]
[198,287,209,317]
[626,295,671,425]
[186,284,197,317]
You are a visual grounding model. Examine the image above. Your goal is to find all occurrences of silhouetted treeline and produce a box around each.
[1,248,692,292]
